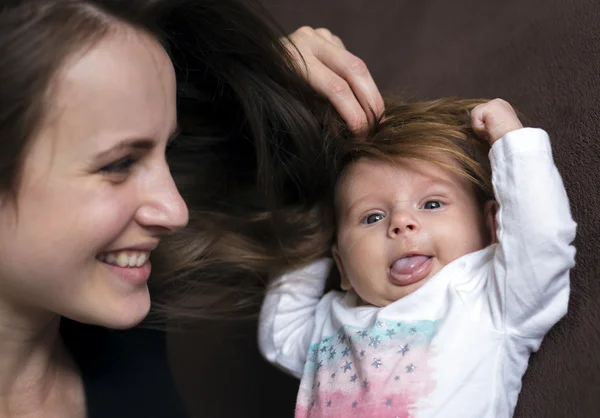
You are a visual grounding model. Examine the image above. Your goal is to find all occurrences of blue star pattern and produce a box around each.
[369,336,382,348]
[303,320,439,374]
[372,358,383,369]
[398,344,409,356]
[297,319,441,416]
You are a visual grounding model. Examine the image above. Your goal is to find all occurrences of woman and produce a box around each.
[0,0,382,416]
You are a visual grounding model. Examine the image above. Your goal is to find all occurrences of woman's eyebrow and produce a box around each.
[95,125,179,158]
[95,139,154,159]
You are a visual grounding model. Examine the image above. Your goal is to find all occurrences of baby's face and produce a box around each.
[333,156,495,307]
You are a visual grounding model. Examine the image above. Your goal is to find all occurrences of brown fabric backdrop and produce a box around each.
[169,1,600,416]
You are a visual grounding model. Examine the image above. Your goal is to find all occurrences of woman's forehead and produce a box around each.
[37,28,176,151]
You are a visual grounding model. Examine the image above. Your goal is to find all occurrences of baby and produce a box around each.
[259,98,576,417]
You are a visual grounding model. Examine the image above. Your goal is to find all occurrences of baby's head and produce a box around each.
[331,98,498,307]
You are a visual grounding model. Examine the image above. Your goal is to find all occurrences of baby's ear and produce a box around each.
[332,244,352,291]
[484,200,499,245]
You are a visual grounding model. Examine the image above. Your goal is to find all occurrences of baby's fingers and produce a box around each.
[471,99,523,144]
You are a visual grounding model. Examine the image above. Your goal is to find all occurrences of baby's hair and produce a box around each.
[333,98,496,210]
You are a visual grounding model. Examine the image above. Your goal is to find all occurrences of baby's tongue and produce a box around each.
[391,255,430,275]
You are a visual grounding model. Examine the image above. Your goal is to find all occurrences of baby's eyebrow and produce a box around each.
[344,195,375,216]
[417,178,456,193]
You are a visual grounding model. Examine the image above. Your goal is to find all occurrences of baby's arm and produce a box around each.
[258,258,333,378]
[471,99,576,339]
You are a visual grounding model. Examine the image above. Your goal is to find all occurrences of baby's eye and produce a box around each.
[421,200,444,210]
[362,213,385,224]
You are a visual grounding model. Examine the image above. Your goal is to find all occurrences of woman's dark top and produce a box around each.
[61,319,188,418]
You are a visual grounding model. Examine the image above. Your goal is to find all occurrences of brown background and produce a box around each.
[169,0,600,416]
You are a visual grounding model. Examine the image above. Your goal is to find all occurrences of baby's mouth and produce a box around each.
[389,255,433,286]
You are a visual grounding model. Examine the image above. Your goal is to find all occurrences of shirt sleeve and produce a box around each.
[258,258,334,379]
[485,128,576,339]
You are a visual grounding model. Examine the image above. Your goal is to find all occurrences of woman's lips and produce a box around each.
[389,255,433,286]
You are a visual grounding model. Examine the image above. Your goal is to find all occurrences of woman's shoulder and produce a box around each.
[61,319,188,418]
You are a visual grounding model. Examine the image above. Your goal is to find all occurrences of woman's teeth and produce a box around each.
[97,251,149,268]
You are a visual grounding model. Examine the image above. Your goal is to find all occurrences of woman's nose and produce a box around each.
[135,164,189,234]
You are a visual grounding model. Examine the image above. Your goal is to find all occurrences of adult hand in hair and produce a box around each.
[285,26,384,133]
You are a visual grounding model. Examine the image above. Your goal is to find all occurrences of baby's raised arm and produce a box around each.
[471,99,576,340]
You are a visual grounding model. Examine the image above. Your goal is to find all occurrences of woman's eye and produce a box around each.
[363,213,385,224]
[422,200,444,210]
[100,156,136,174]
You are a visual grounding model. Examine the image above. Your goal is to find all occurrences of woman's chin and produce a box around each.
[71,289,151,330]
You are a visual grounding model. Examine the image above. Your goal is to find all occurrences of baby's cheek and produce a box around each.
[337,232,358,258]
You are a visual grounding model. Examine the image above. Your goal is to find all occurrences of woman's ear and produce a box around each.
[332,244,352,291]
[483,200,499,245]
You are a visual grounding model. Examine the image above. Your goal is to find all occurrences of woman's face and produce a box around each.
[0,28,189,329]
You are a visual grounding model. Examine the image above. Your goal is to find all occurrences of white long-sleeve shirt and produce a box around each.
[259,128,576,418]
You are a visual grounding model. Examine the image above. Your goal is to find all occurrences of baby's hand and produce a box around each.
[471,98,523,145]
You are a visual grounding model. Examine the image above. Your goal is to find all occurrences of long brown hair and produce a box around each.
[147,1,340,323]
